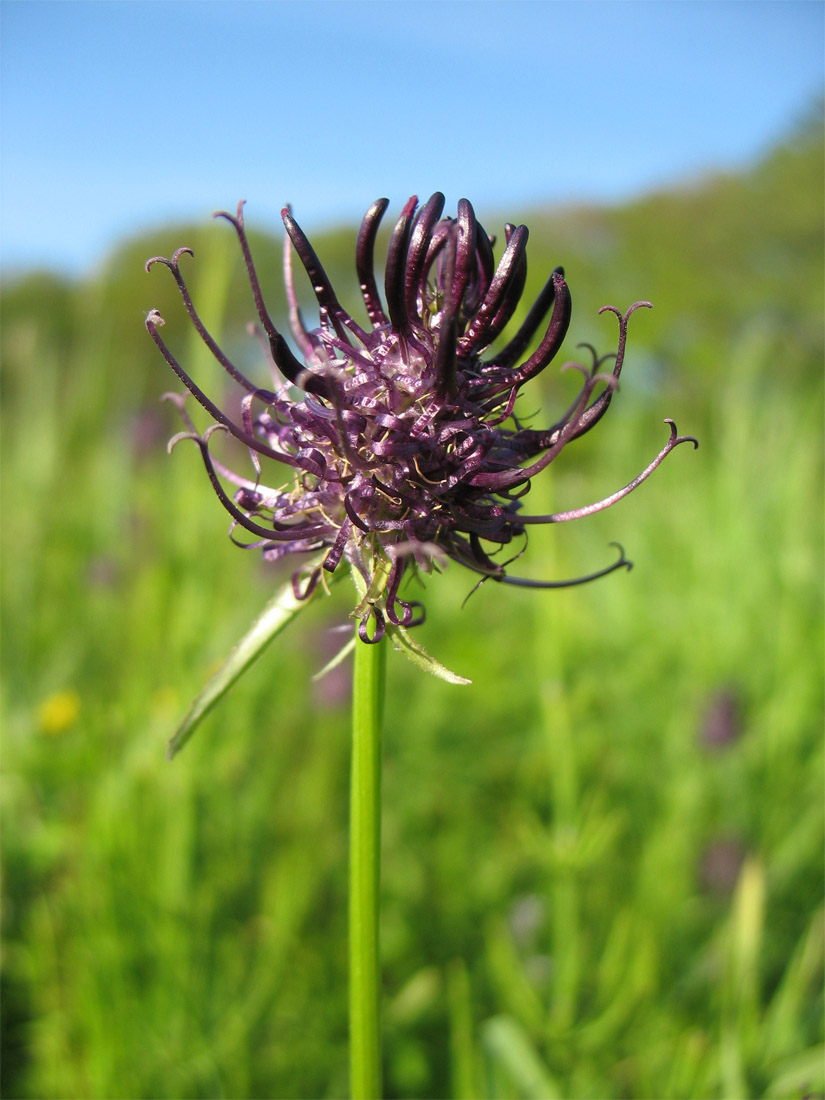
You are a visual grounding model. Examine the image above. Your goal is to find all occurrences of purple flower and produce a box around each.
[145,195,696,643]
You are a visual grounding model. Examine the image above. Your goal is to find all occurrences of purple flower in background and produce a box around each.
[145,194,696,643]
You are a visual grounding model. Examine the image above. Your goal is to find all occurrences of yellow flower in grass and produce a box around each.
[37,690,80,735]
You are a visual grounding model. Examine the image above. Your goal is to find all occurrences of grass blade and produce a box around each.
[167,567,321,759]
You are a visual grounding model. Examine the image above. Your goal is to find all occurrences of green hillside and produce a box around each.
[2,113,822,1099]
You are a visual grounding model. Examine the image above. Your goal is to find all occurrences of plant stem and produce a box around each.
[349,631,386,1099]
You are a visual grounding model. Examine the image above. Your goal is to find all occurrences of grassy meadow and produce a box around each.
[1,114,823,1099]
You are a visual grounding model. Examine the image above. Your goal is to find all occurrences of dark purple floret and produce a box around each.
[145,195,696,641]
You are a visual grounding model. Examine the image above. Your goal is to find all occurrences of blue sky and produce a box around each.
[1,0,822,276]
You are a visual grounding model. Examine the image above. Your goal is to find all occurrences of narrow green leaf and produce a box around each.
[167,570,320,759]
[447,958,479,1100]
[481,1015,562,1100]
[763,1045,825,1100]
[386,622,471,685]
[312,636,356,681]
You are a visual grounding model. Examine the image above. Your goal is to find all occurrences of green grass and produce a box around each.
[2,115,822,1099]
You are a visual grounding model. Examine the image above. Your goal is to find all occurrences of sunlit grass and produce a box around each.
[2,122,822,1099]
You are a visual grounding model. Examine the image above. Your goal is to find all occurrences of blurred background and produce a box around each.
[1,3,822,1098]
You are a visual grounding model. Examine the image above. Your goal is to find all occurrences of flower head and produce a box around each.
[146,195,696,642]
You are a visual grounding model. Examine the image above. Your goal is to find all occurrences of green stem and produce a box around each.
[349,630,386,1099]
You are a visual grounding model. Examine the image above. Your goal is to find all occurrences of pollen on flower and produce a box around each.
[145,195,696,642]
